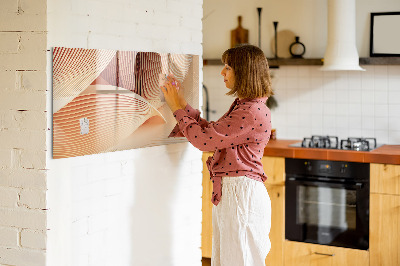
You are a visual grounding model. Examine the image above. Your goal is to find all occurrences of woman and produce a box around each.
[161,44,273,266]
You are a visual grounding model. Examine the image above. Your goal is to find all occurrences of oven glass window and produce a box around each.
[297,186,356,230]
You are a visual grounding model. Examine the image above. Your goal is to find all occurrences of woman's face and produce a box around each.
[220,64,235,89]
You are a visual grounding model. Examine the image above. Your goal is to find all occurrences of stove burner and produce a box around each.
[295,136,379,151]
[340,137,377,151]
[301,135,339,149]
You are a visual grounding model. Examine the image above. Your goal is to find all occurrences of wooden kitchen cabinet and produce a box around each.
[261,156,285,186]
[264,184,285,266]
[370,163,400,195]
[370,163,400,266]
[201,154,286,265]
[370,193,400,266]
[284,241,369,266]
[202,152,213,258]
[262,156,285,266]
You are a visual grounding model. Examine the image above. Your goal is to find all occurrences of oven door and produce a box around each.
[285,177,369,250]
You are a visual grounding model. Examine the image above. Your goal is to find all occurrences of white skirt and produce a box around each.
[212,176,271,266]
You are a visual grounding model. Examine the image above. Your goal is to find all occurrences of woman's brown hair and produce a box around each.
[221,44,273,99]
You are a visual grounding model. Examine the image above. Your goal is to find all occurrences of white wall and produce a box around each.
[0,0,48,265]
[46,0,203,266]
[203,0,400,145]
[203,0,400,58]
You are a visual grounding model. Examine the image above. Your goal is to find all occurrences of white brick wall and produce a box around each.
[0,0,48,265]
[21,229,47,250]
[46,1,203,266]
[0,187,19,208]
[0,227,19,247]
[2,0,203,265]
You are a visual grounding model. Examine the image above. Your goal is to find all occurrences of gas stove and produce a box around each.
[289,135,381,151]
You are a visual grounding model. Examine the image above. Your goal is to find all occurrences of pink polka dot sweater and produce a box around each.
[169,97,271,206]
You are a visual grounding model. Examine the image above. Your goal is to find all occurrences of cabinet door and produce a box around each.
[284,241,369,266]
[370,163,400,195]
[370,193,400,266]
[265,184,284,266]
[261,156,285,185]
[202,152,213,258]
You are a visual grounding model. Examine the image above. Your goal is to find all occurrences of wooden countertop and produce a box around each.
[263,139,400,165]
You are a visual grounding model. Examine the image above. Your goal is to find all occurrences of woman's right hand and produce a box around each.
[167,75,187,108]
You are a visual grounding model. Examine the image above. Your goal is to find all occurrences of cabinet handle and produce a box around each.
[314,252,335,257]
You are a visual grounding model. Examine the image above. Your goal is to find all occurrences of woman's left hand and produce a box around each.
[161,77,184,113]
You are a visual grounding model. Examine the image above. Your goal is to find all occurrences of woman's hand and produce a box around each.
[166,75,187,108]
[161,76,185,113]
[171,76,187,108]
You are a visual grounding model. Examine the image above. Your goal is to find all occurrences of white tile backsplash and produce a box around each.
[298,67,312,78]
[298,77,311,89]
[336,103,349,116]
[348,72,362,90]
[389,131,400,143]
[374,65,388,77]
[389,104,400,117]
[323,103,336,116]
[285,66,298,77]
[362,74,375,88]
[389,117,400,131]
[388,76,400,91]
[336,115,348,129]
[374,77,388,91]
[204,65,400,144]
[375,117,389,129]
[375,130,389,144]
[349,128,363,137]
[375,104,389,117]
[361,104,374,117]
[348,103,362,116]
[374,90,388,104]
[337,90,349,103]
[388,65,400,76]
[286,77,299,89]
[362,116,375,130]
[388,91,400,104]
[362,90,375,103]
[335,74,349,90]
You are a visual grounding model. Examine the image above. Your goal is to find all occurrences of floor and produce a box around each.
[202,257,211,266]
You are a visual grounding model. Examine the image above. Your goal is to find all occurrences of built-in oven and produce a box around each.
[285,158,369,250]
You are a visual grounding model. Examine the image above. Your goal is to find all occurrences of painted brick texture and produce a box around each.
[3,1,203,266]
[46,0,203,266]
[0,0,48,265]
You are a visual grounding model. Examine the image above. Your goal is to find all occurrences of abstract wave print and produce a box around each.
[52,47,198,159]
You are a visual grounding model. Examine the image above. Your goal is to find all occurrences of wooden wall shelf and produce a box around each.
[203,58,323,67]
[203,57,400,67]
[268,58,323,67]
[359,57,400,65]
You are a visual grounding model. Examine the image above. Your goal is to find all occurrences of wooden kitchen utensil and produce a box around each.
[231,16,249,48]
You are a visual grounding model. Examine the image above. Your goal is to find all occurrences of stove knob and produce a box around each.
[340,164,347,174]
[305,162,312,171]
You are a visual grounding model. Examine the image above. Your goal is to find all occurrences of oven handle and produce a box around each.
[314,252,335,257]
[286,177,364,189]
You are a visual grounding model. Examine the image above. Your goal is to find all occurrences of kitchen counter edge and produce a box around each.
[263,139,400,165]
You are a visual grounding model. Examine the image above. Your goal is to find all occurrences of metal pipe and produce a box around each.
[202,84,210,121]
[257,8,262,48]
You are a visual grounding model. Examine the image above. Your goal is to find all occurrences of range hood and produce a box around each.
[320,0,365,71]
